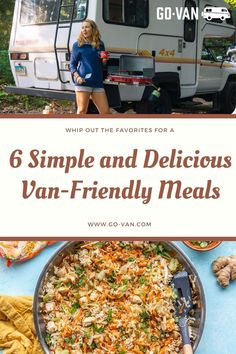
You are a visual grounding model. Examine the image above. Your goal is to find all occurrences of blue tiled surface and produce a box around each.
[0,241,236,354]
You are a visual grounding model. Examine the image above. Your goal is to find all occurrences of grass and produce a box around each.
[0,50,75,113]
[0,88,75,113]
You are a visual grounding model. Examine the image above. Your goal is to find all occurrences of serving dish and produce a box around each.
[34,241,206,353]
[183,241,222,252]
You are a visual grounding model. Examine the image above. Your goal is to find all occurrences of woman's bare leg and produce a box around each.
[76,91,91,114]
[91,92,110,114]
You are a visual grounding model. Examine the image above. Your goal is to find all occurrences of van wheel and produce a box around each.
[220,82,236,114]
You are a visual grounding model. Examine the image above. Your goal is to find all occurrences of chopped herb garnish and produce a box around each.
[84,331,92,339]
[160,251,171,260]
[71,302,80,314]
[140,321,149,333]
[139,345,147,353]
[64,337,75,344]
[139,276,147,285]
[119,242,126,248]
[152,244,172,259]
[61,303,70,314]
[150,335,158,342]
[140,311,150,321]
[143,249,151,258]
[118,326,126,332]
[55,281,62,289]
[118,242,130,250]
[106,308,113,322]
[90,341,97,349]
[92,323,105,333]
[75,266,84,275]
[120,284,129,292]
[77,276,85,287]
[107,275,115,283]
[127,257,135,262]
[107,271,116,283]
[43,294,52,302]
[93,242,105,248]
[45,333,51,345]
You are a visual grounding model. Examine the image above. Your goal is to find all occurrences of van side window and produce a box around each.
[184,0,196,42]
[103,0,149,28]
[20,0,88,25]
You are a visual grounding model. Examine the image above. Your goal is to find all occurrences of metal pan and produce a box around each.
[33,241,206,354]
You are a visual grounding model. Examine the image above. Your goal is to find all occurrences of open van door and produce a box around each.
[180,0,198,86]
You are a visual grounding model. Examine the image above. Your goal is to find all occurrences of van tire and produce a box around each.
[219,81,236,114]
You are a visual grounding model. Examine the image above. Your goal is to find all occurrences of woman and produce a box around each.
[70,19,110,114]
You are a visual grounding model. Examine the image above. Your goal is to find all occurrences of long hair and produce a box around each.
[78,19,101,49]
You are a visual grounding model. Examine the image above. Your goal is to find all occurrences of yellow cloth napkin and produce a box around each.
[0,296,43,354]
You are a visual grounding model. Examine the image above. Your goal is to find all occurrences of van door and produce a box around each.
[180,0,198,85]
[197,46,223,93]
[137,0,185,81]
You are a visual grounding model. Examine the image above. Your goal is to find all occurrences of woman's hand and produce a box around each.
[74,73,85,84]
[76,76,85,84]
[99,51,109,65]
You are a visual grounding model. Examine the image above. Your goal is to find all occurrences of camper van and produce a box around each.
[202,6,230,21]
[7,0,236,113]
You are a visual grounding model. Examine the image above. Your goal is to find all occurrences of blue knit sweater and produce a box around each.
[70,41,105,88]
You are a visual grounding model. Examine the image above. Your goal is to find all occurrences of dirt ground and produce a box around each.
[0,91,213,115]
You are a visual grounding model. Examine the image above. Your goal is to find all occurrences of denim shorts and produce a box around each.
[75,86,105,93]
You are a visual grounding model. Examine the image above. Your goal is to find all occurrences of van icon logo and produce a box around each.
[202,6,230,21]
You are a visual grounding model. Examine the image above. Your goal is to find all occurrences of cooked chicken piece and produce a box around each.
[82,316,97,327]
[46,321,57,333]
[45,302,56,312]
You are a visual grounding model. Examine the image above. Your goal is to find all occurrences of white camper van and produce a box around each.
[202,6,230,21]
[7,0,236,113]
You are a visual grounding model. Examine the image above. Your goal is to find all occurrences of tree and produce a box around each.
[225,0,236,8]
[0,0,15,50]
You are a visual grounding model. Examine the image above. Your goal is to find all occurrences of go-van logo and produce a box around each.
[156,6,230,21]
